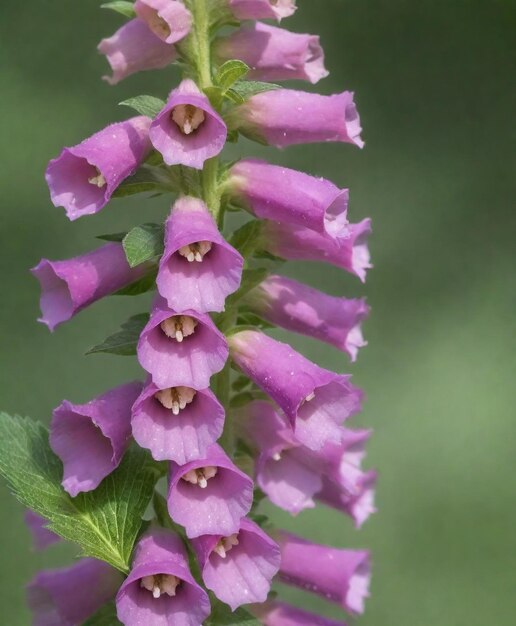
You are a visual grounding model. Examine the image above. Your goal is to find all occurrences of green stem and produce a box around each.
[189,0,222,220]
[191,0,213,89]
[213,361,234,454]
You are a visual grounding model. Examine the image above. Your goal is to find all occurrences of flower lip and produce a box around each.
[132,380,225,464]
[150,80,227,169]
[167,444,254,537]
[134,0,192,45]
[137,295,229,389]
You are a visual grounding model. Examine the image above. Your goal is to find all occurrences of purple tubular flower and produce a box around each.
[228,331,363,450]
[277,532,371,615]
[137,295,229,389]
[149,79,227,169]
[227,159,349,238]
[242,402,375,522]
[157,197,244,313]
[245,274,369,361]
[215,22,327,84]
[228,89,363,148]
[135,0,192,44]
[191,518,280,610]
[116,528,210,626]
[98,18,177,85]
[45,116,152,220]
[317,470,378,529]
[239,400,320,514]
[24,511,60,551]
[27,558,123,626]
[132,378,225,464]
[228,0,297,21]
[254,600,349,626]
[262,218,373,282]
[50,382,143,497]
[31,243,147,331]
[167,444,254,538]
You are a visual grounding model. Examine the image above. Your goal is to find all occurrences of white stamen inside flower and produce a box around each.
[155,387,196,415]
[178,241,212,263]
[88,169,106,188]
[181,466,218,488]
[272,452,282,461]
[171,104,206,135]
[213,533,240,559]
[160,315,198,343]
[305,392,316,402]
[140,574,181,599]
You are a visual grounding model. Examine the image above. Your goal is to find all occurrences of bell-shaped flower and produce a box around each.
[245,275,369,360]
[132,378,225,464]
[261,218,372,282]
[229,330,363,450]
[27,558,123,626]
[240,401,321,515]
[215,22,327,84]
[317,470,378,529]
[191,518,280,610]
[116,528,210,626]
[149,79,227,169]
[24,511,60,551]
[228,88,363,148]
[31,243,147,331]
[227,0,297,21]
[135,0,192,44]
[253,600,349,626]
[46,117,152,220]
[157,197,243,313]
[277,531,371,615]
[227,159,349,238]
[98,18,177,85]
[137,296,228,389]
[167,444,254,538]
[50,382,142,496]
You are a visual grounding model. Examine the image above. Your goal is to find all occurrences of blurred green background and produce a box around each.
[1,0,515,624]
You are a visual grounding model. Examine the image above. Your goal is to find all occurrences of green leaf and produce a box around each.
[119,95,165,118]
[113,270,157,296]
[230,81,281,100]
[0,413,157,573]
[208,603,261,625]
[236,311,274,330]
[112,165,178,199]
[83,603,122,626]
[122,223,164,268]
[216,60,250,92]
[101,1,136,18]
[225,88,245,105]
[96,231,126,242]
[229,220,263,258]
[86,313,149,356]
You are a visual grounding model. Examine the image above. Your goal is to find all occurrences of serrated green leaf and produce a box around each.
[83,602,122,626]
[0,414,157,573]
[207,603,261,625]
[230,81,281,100]
[119,95,165,118]
[101,1,136,18]
[216,60,250,92]
[86,313,149,356]
[96,231,126,242]
[113,270,157,296]
[123,223,164,268]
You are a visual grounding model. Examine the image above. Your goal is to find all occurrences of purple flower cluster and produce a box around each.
[28,0,375,624]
